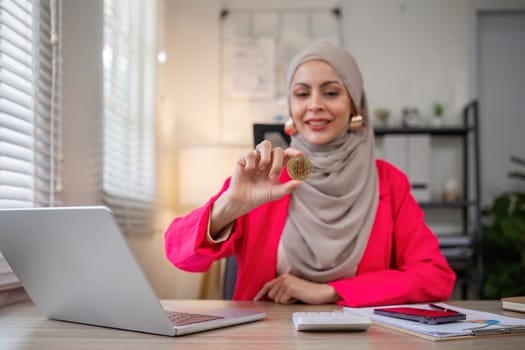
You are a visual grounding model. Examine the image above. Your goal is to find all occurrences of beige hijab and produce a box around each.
[281,43,379,283]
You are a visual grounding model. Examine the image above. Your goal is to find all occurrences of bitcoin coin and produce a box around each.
[287,156,312,181]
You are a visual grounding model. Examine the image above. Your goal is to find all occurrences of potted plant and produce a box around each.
[482,155,525,299]
[374,108,390,127]
[432,102,444,126]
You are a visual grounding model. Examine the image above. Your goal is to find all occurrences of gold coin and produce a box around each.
[287,156,312,181]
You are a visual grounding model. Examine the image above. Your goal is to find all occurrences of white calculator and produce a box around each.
[292,311,372,331]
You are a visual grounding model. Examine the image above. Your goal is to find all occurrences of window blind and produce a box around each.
[0,0,62,290]
[102,0,160,234]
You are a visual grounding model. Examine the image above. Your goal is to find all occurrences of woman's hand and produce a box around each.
[253,273,341,305]
[228,140,303,212]
[209,140,303,238]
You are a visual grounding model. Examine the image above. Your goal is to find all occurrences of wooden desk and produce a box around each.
[1,300,524,349]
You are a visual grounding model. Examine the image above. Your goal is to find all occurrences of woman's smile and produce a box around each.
[304,118,332,131]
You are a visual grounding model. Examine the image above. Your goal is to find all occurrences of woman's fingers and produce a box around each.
[268,180,302,200]
[253,141,288,180]
[255,140,272,171]
[236,143,305,202]
[253,280,274,301]
[241,143,303,174]
[254,142,305,180]
[254,279,282,302]
[284,147,303,162]
[269,282,291,304]
[255,275,298,304]
[268,147,284,180]
[243,149,259,171]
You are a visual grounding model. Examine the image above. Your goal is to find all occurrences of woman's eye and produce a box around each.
[294,92,309,98]
[325,91,339,97]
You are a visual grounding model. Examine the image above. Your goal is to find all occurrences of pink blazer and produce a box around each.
[164,159,455,307]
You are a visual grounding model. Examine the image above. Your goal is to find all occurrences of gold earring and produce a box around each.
[284,118,297,135]
[348,115,364,131]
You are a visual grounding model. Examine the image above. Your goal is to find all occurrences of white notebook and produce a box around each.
[344,303,525,340]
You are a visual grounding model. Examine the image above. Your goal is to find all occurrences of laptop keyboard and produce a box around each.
[166,311,224,326]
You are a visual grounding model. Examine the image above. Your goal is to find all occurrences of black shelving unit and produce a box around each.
[374,100,483,299]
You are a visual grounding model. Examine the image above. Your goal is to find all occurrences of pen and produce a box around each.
[429,304,462,314]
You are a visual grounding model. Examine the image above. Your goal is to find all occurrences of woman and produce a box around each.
[164,43,455,307]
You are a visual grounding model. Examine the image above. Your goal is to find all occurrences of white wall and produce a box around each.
[342,0,471,124]
[166,0,472,207]
[167,0,472,142]
[168,0,223,146]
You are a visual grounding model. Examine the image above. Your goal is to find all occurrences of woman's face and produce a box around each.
[289,60,352,145]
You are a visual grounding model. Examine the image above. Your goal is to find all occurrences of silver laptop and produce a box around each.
[0,206,265,336]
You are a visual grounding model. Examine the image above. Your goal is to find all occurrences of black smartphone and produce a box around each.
[373,307,466,325]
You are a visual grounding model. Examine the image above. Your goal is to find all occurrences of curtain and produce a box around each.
[102,0,160,234]
[0,0,61,299]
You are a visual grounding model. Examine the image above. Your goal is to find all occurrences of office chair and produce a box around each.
[252,123,291,149]
[222,123,289,299]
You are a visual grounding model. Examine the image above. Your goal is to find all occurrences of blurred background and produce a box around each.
[1,0,524,303]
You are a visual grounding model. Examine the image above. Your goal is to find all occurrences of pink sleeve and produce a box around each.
[163,178,241,272]
[329,166,456,307]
